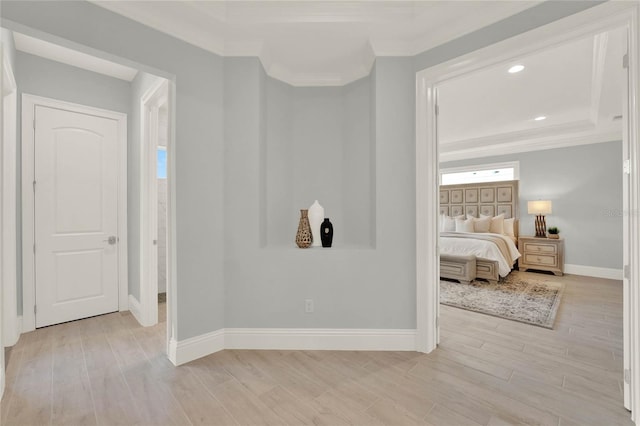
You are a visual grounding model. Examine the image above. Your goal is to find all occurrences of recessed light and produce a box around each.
[534,116,547,121]
[508,65,525,73]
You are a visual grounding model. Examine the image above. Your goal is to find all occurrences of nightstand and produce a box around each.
[518,236,564,276]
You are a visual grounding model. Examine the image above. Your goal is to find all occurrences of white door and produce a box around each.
[34,105,119,328]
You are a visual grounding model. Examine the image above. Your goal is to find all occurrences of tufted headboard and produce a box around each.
[439,180,519,237]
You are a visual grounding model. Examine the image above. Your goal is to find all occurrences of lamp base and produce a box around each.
[534,215,547,237]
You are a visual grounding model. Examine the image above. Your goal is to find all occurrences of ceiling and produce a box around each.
[7,1,623,160]
[90,0,540,86]
[438,27,626,161]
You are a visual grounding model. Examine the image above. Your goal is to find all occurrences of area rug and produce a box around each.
[440,273,565,329]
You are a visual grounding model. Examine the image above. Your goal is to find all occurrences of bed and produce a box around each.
[439,180,521,284]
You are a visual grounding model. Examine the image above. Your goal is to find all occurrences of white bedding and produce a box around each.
[439,232,521,277]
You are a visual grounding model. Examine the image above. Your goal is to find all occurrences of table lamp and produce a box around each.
[528,200,552,238]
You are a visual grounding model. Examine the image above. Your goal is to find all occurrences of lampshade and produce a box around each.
[528,200,552,215]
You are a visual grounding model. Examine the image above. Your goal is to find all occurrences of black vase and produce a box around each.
[320,218,333,247]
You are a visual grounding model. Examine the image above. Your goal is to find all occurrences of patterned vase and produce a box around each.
[320,218,333,248]
[308,200,324,247]
[295,209,313,248]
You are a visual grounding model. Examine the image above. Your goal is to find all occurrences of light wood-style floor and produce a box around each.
[1,272,633,425]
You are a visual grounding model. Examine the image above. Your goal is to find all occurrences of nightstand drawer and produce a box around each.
[522,242,557,255]
[524,253,558,266]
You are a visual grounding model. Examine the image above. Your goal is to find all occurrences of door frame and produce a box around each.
[21,94,128,332]
[138,78,169,327]
[416,1,639,419]
[2,49,18,347]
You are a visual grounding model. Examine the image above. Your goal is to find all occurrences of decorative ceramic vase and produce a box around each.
[295,209,313,248]
[308,200,324,247]
[320,218,333,248]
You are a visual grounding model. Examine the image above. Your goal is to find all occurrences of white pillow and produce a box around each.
[482,213,505,235]
[473,216,491,233]
[441,214,463,232]
[503,218,515,237]
[455,218,475,233]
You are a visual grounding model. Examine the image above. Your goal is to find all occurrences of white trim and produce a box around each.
[225,328,417,351]
[13,32,138,82]
[166,81,177,357]
[625,4,640,419]
[21,94,128,332]
[169,328,417,366]
[416,2,640,421]
[139,78,169,328]
[416,76,440,353]
[2,50,19,347]
[128,294,144,326]
[169,329,225,366]
[564,264,623,280]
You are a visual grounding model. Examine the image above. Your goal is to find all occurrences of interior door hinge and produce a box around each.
[623,53,629,70]
[33,243,36,254]
[34,305,37,315]
[435,104,440,116]
[33,119,36,129]
[625,368,631,384]
[33,180,36,192]
[436,316,440,327]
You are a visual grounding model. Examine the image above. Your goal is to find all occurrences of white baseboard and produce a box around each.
[0,365,4,401]
[169,329,225,366]
[3,315,22,348]
[170,327,417,366]
[564,264,623,280]
[128,295,144,326]
[225,328,417,351]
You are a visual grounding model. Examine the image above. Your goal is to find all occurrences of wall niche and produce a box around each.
[261,73,376,249]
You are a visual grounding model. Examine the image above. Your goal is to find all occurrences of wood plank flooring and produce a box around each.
[1,271,633,425]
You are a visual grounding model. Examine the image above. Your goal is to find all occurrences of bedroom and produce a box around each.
[427,16,628,421]
[436,25,624,282]
[434,26,624,289]
[2,1,640,425]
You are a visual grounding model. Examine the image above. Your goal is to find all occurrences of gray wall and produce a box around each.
[17,52,131,113]
[262,74,374,248]
[224,59,392,328]
[1,0,606,337]
[14,51,132,315]
[3,1,226,339]
[441,141,623,269]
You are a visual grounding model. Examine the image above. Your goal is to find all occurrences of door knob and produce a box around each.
[103,236,117,245]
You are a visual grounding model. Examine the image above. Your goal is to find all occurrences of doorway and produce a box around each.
[21,95,128,330]
[416,1,640,421]
[138,78,170,333]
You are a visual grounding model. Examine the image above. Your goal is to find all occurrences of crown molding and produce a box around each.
[89,0,540,87]
[441,119,596,150]
[440,128,622,162]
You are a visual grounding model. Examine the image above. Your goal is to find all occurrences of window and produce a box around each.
[157,147,167,179]
[440,161,519,185]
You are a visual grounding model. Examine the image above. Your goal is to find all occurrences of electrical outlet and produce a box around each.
[305,299,314,313]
